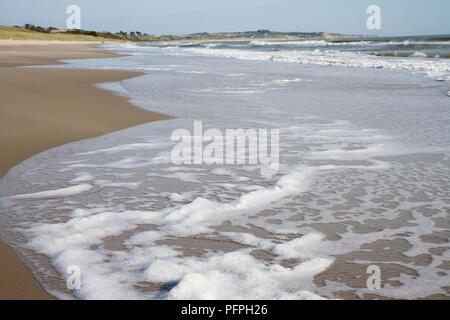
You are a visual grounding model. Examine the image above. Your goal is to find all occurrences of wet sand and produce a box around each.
[0,41,171,299]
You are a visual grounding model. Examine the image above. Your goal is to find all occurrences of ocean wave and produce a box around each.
[170,46,450,80]
[249,40,330,47]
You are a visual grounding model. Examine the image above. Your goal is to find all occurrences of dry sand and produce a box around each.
[0,41,171,299]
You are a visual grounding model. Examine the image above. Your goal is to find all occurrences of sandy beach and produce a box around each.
[0,41,171,299]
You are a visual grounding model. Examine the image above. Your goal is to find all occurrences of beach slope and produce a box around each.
[0,41,171,299]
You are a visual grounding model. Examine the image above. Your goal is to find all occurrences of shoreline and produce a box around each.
[0,41,171,299]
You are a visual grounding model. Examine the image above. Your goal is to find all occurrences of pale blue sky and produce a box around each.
[0,0,448,36]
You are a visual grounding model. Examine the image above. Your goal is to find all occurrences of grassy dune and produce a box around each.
[0,26,122,42]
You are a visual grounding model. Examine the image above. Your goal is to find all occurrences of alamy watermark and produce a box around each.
[66,5,81,29]
[171,121,279,176]
[366,5,381,30]
[66,265,81,290]
[366,265,381,290]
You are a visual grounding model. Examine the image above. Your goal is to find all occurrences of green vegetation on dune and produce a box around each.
[0,26,122,42]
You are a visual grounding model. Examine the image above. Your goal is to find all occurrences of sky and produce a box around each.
[0,0,449,36]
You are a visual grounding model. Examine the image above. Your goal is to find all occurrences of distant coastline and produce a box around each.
[0,25,370,42]
[2,25,450,45]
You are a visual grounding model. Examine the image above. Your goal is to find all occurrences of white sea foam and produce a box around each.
[145,251,332,300]
[78,142,165,155]
[164,46,450,80]
[249,40,330,47]
[272,78,306,85]
[13,109,441,300]
[70,172,94,183]
[23,165,326,299]
[2,41,448,300]
[410,51,428,58]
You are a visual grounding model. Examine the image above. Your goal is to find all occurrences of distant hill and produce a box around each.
[119,30,363,42]
[0,25,122,42]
